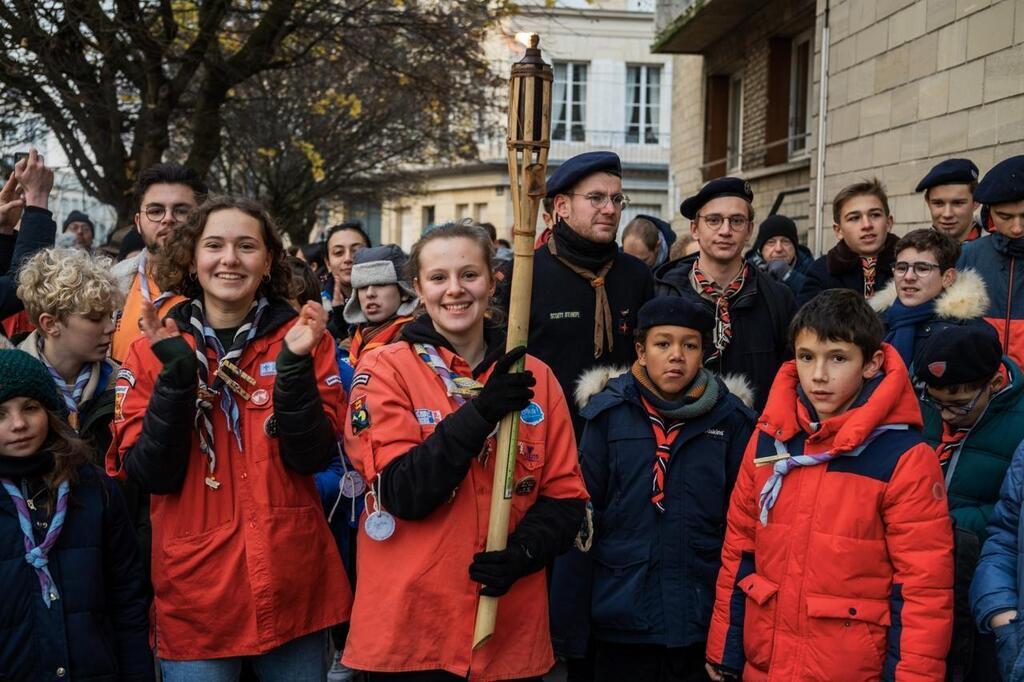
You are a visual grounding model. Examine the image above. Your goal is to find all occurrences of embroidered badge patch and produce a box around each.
[351,396,371,434]
[116,368,136,388]
[352,373,370,388]
[928,361,947,378]
[114,386,128,422]
[326,375,343,387]
[514,476,537,496]
[415,408,442,425]
[520,401,544,426]
[259,361,277,377]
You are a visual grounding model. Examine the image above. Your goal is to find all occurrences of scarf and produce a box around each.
[413,343,485,406]
[883,299,936,369]
[758,424,908,526]
[548,219,617,359]
[189,297,267,489]
[34,335,94,431]
[1,478,70,607]
[691,263,748,363]
[937,422,970,467]
[860,256,878,297]
[1003,235,1024,259]
[632,363,721,512]
[826,235,899,297]
[350,316,414,365]
[0,452,55,480]
[137,248,177,308]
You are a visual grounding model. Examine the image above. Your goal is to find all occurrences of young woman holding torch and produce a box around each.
[342,221,588,681]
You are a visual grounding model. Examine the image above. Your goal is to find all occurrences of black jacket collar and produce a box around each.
[401,314,507,378]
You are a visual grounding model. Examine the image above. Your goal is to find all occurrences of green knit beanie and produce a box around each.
[0,349,66,417]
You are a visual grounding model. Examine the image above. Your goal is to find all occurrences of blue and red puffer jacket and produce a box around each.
[706,343,954,681]
[959,233,1024,368]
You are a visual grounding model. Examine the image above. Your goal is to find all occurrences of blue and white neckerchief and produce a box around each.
[758,424,909,526]
[188,297,267,489]
[1,479,70,607]
[35,335,94,429]
[412,343,484,406]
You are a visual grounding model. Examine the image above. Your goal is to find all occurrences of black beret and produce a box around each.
[637,296,714,335]
[753,214,798,254]
[913,323,1002,388]
[680,176,753,220]
[915,158,980,192]
[974,155,1024,206]
[545,151,622,199]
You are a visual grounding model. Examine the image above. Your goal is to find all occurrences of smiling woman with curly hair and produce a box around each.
[107,195,352,677]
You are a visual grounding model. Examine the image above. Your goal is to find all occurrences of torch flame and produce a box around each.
[515,32,538,48]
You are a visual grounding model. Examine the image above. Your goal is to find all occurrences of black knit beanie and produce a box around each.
[753,215,799,255]
[0,350,66,417]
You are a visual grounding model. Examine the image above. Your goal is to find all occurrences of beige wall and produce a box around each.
[810,0,1024,249]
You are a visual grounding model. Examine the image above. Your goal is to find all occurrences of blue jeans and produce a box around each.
[160,630,329,682]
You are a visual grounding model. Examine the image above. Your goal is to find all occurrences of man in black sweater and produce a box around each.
[501,151,654,435]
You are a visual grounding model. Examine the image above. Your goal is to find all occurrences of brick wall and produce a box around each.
[811,0,1024,249]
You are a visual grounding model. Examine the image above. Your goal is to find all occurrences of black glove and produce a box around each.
[152,336,198,386]
[472,346,536,424]
[766,258,792,280]
[469,542,534,597]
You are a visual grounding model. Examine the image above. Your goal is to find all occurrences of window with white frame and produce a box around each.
[553,62,587,142]
[727,75,743,171]
[789,31,812,157]
[626,65,661,144]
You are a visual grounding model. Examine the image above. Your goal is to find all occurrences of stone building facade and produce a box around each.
[655,0,1024,254]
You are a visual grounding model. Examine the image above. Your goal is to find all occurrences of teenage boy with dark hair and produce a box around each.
[574,296,756,682]
[798,178,899,307]
[869,228,989,370]
[705,289,954,681]
[917,325,1023,681]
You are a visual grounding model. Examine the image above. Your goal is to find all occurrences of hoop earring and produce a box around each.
[262,273,271,283]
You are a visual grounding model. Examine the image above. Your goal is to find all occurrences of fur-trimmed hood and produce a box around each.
[574,364,756,412]
[868,267,989,321]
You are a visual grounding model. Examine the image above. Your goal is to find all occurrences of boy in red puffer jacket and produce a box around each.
[705,289,954,681]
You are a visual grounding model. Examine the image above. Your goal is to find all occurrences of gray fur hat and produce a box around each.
[343,244,419,324]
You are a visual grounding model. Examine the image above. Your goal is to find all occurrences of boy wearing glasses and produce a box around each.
[915,325,1024,680]
[110,163,207,363]
[656,177,795,411]
[797,178,898,307]
[869,228,989,371]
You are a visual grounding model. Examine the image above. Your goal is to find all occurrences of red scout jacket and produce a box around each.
[342,340,588,681]
[706,343,954,681]
[108,307,352,660]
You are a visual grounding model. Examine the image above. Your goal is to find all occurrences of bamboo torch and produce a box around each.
[473,33,552,650]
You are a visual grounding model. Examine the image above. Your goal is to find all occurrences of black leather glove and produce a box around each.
[469,542,534,597]
[472,346,536,424]
[152,336,198,386]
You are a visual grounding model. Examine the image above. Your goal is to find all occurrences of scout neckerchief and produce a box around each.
[640,396,684,513]
[757,424,908,526]
[35,335,93,431]
[1,478,70,607]
[413,343,484,406]
[189,296,267,489]
[692,263,747,363]
[547,233,614,359]
[350,316,414,365]
[937,423,969,467]
[137,248,177,308]
[860,256,878,298]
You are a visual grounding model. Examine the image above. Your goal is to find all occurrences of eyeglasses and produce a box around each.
[918,384,989,417]
[570,192,630,210]
[143,205,193,222]
[894,261,942,277]
[697,214,751,232]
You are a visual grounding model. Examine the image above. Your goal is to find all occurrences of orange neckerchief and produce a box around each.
[349,316,414,365]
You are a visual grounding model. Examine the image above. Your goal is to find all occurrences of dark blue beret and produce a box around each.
[915,158,980,192]
[635,214,677,247]
[545,151,622,198]
[637,296,714,335]
[974,155,1024,206]
[913,323,1001,388]
[680,176,753,220]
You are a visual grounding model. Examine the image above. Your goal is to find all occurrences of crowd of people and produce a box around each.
[4,142,1024,682]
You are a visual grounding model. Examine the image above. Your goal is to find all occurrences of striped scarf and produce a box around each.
[1,478,70,607]
[35,335,93,431]
[860,256,878,298]
[413,343,484,406]
[758,424,907,526]
[189,297,267,489]
[692,263,748,363]
[640,396,684,513]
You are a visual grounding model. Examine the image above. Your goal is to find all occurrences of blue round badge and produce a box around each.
[520,401,545,426]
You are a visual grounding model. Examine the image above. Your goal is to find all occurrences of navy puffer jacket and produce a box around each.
[0,464,153,681]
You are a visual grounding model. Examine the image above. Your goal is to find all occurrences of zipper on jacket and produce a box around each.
[1005,258,1015,352]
